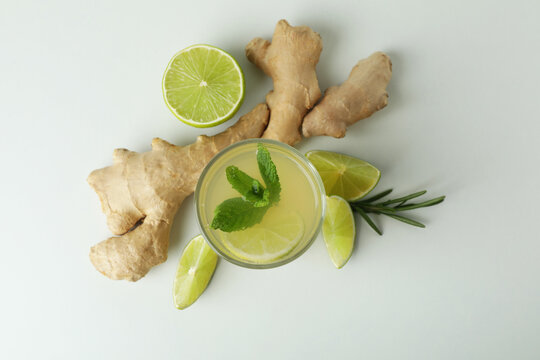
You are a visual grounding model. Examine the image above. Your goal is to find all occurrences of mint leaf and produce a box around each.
[226,166,268,206]
[257,143,281,204]
[210,197,269,232]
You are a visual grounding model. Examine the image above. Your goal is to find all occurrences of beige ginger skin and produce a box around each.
[302,52,392,138]
[88,104,269,281]
[246,19,323,145]
[87,19,392,281]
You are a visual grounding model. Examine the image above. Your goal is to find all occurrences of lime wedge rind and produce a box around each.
[305,150,381,201]
[173,235,218,310]
[323,196,356,269]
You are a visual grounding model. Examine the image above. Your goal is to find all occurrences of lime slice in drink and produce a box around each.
[306,150,381,201]
[220,207,304,263]
[162,44,245,128]
[323,196,355,269]
[173,235,218,310]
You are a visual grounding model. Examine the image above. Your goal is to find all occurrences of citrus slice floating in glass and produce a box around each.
[220,208,304,263]
[322,196,355,269]
[306,150,381,201]
[162,44,245,128]
[173,235,218,310]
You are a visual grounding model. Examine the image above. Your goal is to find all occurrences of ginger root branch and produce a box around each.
[246,19,323,145]
[302,52,392,138]
[88,104,269,281]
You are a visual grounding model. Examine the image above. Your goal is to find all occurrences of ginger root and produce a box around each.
[302,52,392,138]
[246,19,323,145]
[88,104,269,281]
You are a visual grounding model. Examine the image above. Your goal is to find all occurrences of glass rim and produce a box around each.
[194,138,326,269]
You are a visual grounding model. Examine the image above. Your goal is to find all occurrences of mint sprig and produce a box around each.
[226,166,268,207]
[211,143,281,232]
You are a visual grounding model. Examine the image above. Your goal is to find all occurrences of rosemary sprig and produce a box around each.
[349,189,445,235]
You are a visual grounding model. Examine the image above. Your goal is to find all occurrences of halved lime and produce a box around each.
[162,44,245,128]
[323,196,355,269]
[173,235,218,310]
[306,150,381,201]
[220,208,304,263]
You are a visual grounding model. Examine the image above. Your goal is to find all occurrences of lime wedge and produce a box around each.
[220,207,304,263]
[162,44,245,128]
[323,196,355,268]
[306,150,380,201]
[173,235,218,310]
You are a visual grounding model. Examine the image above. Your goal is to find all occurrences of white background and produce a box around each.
[1,0,539,359]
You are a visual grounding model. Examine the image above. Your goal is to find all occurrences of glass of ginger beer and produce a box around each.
[195,139,325,268]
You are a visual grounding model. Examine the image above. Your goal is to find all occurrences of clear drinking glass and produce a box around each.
[195,139,325,269]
